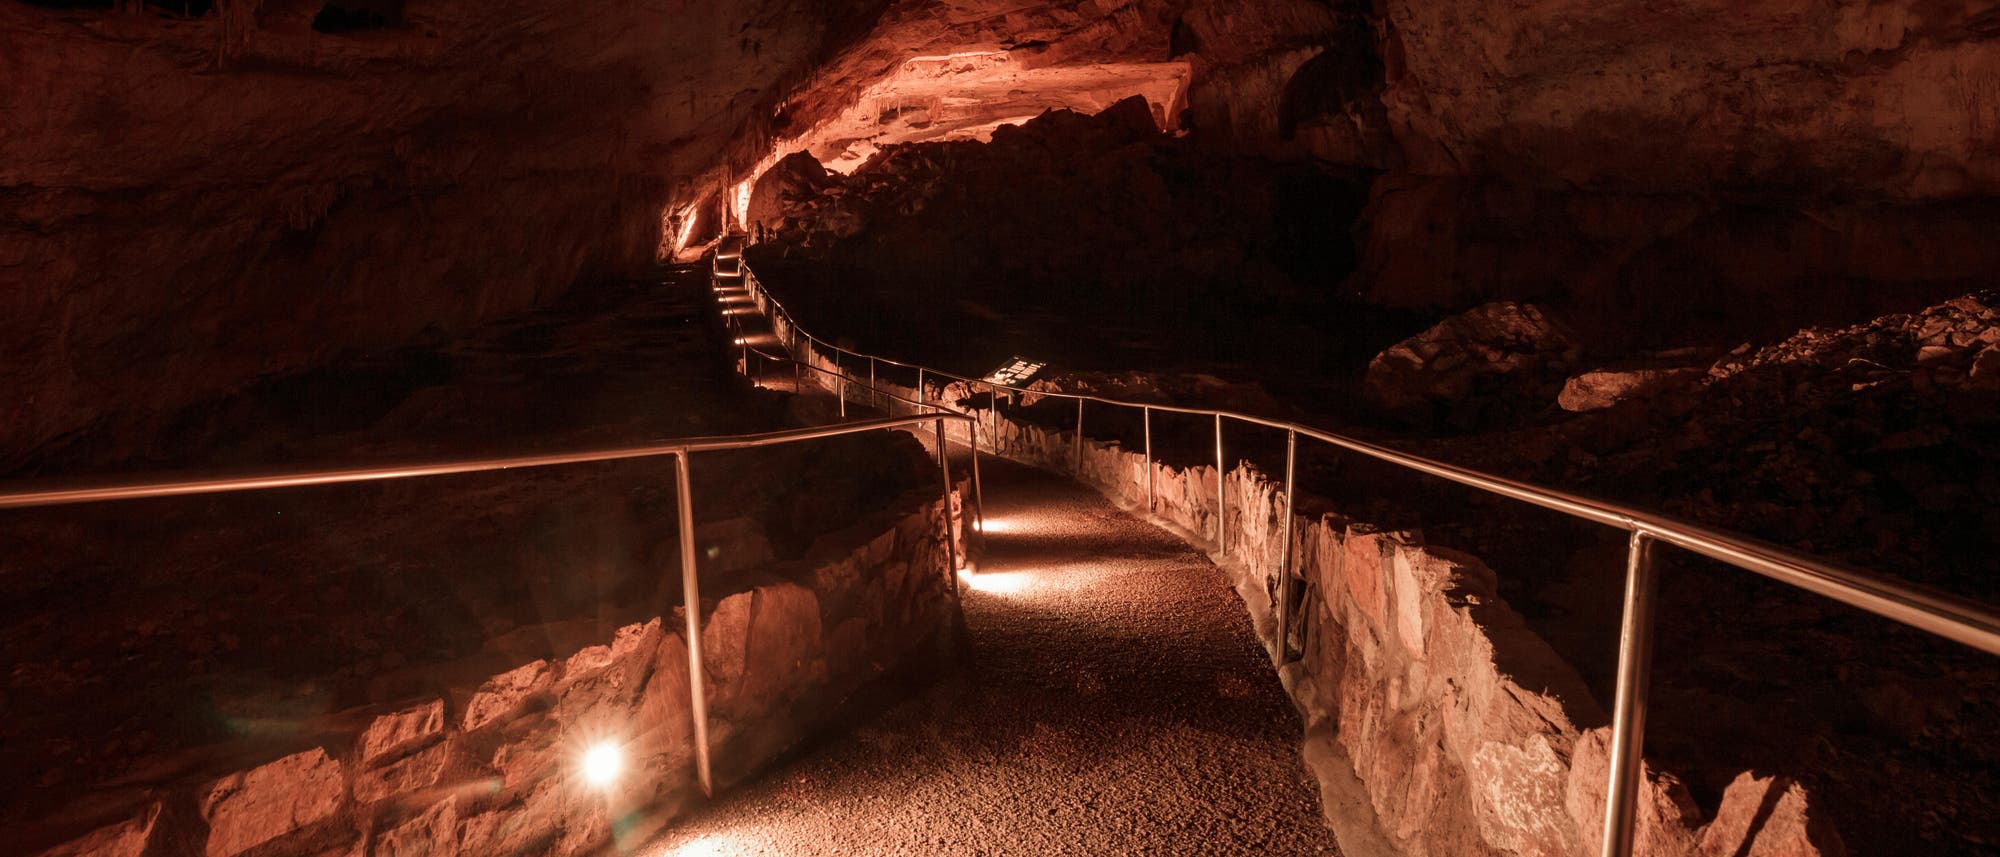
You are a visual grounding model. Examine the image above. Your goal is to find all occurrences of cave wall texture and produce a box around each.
[0,0,886,467]
[7,0,2000,463]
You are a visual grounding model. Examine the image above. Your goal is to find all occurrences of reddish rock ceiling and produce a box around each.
[6,0,2000,461]
[787,50,1191,172]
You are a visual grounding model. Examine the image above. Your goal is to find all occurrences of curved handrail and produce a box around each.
[0,406,977,800]
[0,414,973,509]
[728,261,2000,655]
[721,248,2000,857]
[733,337,988,541]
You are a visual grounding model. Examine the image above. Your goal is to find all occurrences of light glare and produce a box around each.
[961,570,1032,595]
[582,742,623,787]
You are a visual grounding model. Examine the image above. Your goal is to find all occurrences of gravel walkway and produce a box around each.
[639,454,1338,856]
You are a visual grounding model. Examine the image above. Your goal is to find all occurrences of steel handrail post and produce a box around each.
[1074,398,1084,476]
[674,451,714,797]
[1601,531,1659,857]
[936,419,961,599]
[1278,428,1297,662]
[1215,413,1226,551]
[1143,406,1154,513]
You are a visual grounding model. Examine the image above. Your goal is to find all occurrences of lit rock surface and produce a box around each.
[1376,0,2000,198]
[30,804,160,857]
[1557,366,1705,413]
[1364,301,1580,427]
[200,748,346,857]
[641,455,1338,856]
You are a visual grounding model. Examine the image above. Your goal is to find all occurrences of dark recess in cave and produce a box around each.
[310,0,402,33]
[18,0,212,12]
[1168,15,1199,57]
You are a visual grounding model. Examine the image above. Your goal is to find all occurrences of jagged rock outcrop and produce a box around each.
[1364,302,1581,428]
[1376,0,2000,199]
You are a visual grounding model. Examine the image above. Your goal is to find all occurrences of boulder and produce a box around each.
[1557,366,1705,412]
[1365,302,1581,427]
[746,151,836,234]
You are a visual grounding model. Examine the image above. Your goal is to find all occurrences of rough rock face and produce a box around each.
[1376,0,2000,199]
[1390,291,2000,855]
[743,99,1382,385]
[1349,174,2000,333]
[746,152,837,237]
[1364,302,1580,428]
[1557,365,1706,413]
[0,0,882,464]
[16,0,2000,467]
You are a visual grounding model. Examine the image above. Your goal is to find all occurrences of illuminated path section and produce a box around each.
[639,454,1339,856]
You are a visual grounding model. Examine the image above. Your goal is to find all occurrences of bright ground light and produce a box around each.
[582,742,623,787]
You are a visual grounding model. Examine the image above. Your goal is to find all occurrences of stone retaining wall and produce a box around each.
[976,400,1845,857]
[33,486,967,857]
[755,272,1844,856]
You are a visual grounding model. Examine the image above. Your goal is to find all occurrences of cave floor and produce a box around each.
[638,454,1338,856]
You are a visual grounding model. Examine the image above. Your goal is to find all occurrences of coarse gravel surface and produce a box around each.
[639,454,1338,856]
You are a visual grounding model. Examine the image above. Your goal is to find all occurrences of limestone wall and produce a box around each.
[31,487,967,857]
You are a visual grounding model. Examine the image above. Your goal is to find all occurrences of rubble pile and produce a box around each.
[1562,292,2000,588]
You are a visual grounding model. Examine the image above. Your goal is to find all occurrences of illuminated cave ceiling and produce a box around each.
[788,50,1190,173]
[7,0,2000,462]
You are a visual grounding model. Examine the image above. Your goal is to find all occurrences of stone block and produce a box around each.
[357,699,445,767]
[33,803,160,857]
[354,741,451,804]
[551,619,662,727]
[374,800,456,857]
[702,583,825,719]
[201,748,345,857]
[824,617,870,677]
[462,660,553,732]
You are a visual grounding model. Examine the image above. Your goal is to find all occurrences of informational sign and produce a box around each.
[981,356,1047,387]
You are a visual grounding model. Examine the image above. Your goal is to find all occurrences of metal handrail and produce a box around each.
[733,335,988,545]
[0,410,978,801]
[720,252,2000,857]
